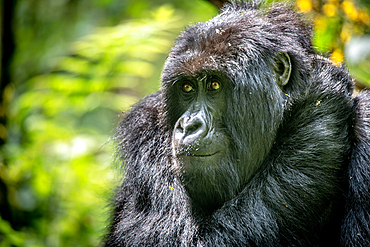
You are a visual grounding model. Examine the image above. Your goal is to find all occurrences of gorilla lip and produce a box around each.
[185,151,220,157]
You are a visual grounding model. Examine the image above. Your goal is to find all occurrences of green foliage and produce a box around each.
[295,0,370,84]
[345,35,370,84]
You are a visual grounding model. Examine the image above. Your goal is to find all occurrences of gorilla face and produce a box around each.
[157,3,296,213]
[168,73,235,211]
[163,49,291,212]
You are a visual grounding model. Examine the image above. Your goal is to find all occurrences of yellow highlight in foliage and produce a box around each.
[359,10,370,25]
[330,49,344,66]
[328,0,340,4]
[296,0,312,13]
[342,1,359,21]
[323,4,337,17]
[340,26,352,43]
[314,16,327,30]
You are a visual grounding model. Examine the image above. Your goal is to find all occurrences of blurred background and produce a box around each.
[0,0,369,246]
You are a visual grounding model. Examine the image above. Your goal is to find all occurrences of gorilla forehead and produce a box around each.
[172,28,257,69]
[162,12,273,82]
[161,3,314,83]
[172,5,261,56]
[161,29,243,80]
[161,28,262,84]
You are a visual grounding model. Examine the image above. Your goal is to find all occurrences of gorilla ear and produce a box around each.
[273,52,291,88]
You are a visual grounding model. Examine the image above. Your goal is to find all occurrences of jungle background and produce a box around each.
[0,0,369,246]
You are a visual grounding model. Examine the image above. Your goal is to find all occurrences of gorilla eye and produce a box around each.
[209,81,221,91]
[182,83,194,93]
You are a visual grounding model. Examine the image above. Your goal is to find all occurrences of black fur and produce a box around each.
[105,1,370,246]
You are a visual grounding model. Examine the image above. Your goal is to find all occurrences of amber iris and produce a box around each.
[209,81,220,91]
[182,83,193,92]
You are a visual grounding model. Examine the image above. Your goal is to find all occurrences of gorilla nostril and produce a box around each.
[174,112,207,147]
[176,125,184,133]
[185,122,202,135]
[181,115,207,144]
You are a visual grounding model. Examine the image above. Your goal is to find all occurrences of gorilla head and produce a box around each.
[161,2,314,212]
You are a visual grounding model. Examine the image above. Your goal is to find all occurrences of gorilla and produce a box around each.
[104,1,370,246]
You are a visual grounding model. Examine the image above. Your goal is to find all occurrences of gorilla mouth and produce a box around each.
[186,151,220,157]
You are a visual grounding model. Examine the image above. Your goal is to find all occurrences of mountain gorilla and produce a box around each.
[105,1,370,246]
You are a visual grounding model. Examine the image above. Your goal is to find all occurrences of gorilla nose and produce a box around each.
[174,113,207,146]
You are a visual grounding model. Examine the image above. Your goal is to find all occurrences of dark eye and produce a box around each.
[209,81,221,91]
[182,83,194,93]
